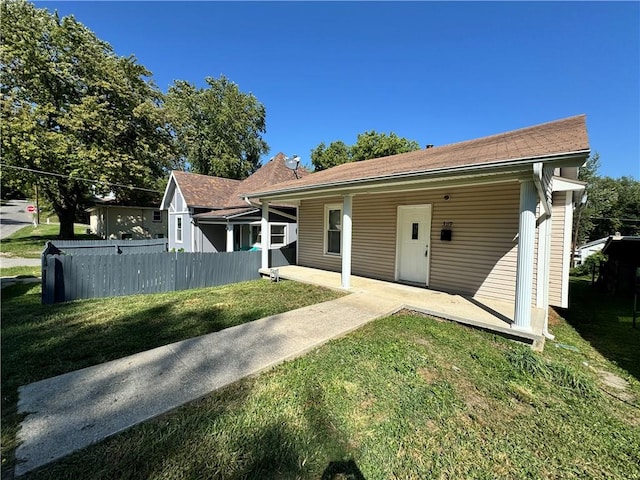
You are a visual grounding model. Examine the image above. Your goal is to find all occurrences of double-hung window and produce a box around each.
[176,216,183,243]
[270,225,286,246]
[325,205,342,255]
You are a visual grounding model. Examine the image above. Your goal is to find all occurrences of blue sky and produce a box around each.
[35,1,639,179]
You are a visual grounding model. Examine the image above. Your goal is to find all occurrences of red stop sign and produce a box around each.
[27,205,36,213]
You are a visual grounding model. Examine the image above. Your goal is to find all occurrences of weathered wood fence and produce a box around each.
[41,240,295,304]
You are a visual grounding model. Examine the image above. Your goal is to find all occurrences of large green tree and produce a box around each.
[572,153,640,247]
[311,131,420,171]
[165,76,269,179]
[1,1,174,238]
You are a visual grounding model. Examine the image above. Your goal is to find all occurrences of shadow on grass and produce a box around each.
[561,277,640,381]
[322,460,366,480]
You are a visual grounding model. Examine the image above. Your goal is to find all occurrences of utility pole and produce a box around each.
[35,182,40,225]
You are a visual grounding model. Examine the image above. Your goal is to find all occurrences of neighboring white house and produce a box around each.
[574,237,608,266]
[160,153,307,252]
[88,203,168,240]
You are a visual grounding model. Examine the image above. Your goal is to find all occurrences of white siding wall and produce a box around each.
[168,190,191,251]
[549,191,572,307]
[298,182,536,304]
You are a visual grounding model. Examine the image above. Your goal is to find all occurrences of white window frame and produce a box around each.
[176,215,183,243]
[324,204,342,256]
[269,223,287,247]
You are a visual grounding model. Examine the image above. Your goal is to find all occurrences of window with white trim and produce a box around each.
[325,205,342,255]
[176,216,183,243]
[270,224,286,246]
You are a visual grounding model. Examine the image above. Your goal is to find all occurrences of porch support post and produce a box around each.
[226,223,234,252]
[514,179,537,331]
[261,201,269,270]
[341,194,353,289]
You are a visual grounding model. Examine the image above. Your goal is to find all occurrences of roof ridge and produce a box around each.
[433,114,587,150]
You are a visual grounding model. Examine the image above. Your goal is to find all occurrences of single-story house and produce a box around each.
[574,236,608,267]
[600,235,640,295]
[160,153,307,253]
[244,115,590,335]
[88,202,167,240]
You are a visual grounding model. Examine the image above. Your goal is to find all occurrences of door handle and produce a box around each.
[425,246,429,257]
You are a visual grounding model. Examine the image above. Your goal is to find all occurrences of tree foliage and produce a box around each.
[1,0,174,238]
[311,131,420,171]
[573,153,640,246]
[165,76,269,179]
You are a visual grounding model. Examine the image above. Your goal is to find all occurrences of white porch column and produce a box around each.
[261,201,269,270]
[514,179,537,331]
[226,223,234,252]
[341,194,353,289]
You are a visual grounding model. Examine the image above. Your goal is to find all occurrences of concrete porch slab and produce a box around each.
[261,265,546,347]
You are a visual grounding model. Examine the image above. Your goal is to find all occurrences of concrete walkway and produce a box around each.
[15,269,545,476]
[15,291,397,476]
[0,256,41,268]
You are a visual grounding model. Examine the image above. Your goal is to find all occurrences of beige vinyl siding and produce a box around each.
[549,191,570,307]
[298,182,537,304]
[298,197,343,272]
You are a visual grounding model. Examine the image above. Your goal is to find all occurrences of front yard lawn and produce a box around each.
[4,278,639,479]
[1,280,343,477]
[0,224,95,258]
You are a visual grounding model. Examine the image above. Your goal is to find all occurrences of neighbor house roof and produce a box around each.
[578,237,609,250]
[170,171,241,208]
[166,153,308,210]
[245,115,590,199]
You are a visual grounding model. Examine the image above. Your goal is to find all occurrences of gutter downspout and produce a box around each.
[533,163,552,216]
[532,163,555,340]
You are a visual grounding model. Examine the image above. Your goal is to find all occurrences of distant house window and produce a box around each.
[155,233,164,239]
[270,225,286,246]
[176,216,183,243]
[121,233,132,240]
[153,210,162,222]
[325,205,342,255]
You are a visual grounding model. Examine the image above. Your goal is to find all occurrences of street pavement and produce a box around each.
[0,198,43,270]
[0,199,34,240]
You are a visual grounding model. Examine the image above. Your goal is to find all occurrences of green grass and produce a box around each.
[0,224,95,258]
[0,266,40,277]
[0,280,343,476]
[561,277,640,381]
[4,279,640,479]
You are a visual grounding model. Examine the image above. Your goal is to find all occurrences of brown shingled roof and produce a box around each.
[246,115,590,198]
[172,153,309,209]
[172,171,240,208]
[230,152,309,206]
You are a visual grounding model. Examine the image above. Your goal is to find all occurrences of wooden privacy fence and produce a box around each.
[41,246,296,304]
[42,238,168,256]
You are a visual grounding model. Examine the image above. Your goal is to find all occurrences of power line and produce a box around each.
[0,164,163,193]
[589,216,640,222]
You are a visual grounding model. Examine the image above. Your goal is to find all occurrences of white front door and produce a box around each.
[397,205,432,285]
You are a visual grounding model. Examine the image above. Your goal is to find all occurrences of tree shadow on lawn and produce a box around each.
[11,321,365,480]
[561,278,640,381]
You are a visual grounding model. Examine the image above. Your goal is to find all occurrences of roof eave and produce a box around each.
[246,149,590,201]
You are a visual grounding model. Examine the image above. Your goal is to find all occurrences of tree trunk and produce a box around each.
[57,207,76,239]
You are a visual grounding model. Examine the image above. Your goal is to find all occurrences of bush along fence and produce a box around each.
[41,240,295,304]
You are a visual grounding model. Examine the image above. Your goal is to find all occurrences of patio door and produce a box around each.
[397,205,432,285]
